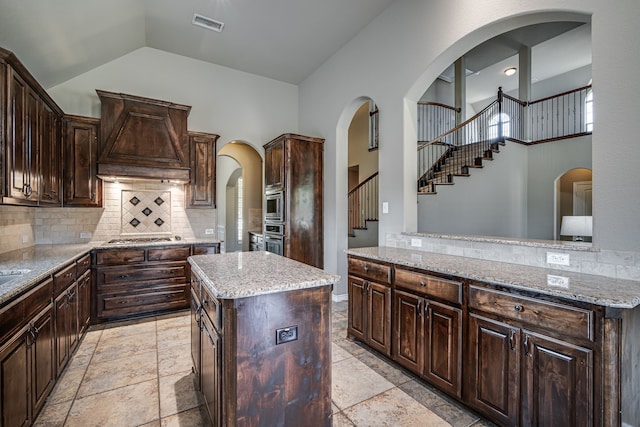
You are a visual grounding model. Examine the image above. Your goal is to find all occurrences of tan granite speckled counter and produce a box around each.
[347,246,640,308]
[188,251,340,299]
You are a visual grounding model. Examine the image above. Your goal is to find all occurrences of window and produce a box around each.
[488,112,510,139]
[237,177,243,245]
[585,90,593,132]
[369,101,379,151]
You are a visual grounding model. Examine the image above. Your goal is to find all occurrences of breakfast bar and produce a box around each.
[188,251,339,426]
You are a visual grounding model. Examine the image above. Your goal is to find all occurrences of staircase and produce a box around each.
[348,172,378,237]
[418,139,503,194]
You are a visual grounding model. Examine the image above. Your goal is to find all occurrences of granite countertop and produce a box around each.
[0,238,222,308]
[188,251,340,299]
[347,246,640,309]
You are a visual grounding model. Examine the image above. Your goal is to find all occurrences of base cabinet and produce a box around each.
[200,305,221,426]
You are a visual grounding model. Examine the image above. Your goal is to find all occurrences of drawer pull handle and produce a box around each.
[417,300,422,316]
[419,281,426,287]
[514,305,523,312]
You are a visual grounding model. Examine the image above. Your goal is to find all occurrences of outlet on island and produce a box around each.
[276,325,298,345]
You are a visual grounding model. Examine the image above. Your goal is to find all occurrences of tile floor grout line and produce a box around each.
[154,316,162,425]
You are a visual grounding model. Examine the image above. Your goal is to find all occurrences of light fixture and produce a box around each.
[504,67,517,76]
[192,13,224,32]
[560,216,593,242]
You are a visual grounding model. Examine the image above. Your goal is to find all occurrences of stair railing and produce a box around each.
[417,102,461,144]
[417,94,503,192]
[348,172,379,236]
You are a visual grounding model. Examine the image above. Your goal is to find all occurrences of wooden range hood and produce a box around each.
[96,90,192,182]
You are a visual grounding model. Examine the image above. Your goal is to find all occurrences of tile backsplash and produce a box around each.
[121,190,172,235]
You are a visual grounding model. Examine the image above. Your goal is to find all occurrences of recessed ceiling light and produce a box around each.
[192,13,224,32]
[504,67,517,76]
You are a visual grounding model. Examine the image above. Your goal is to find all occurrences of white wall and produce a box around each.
[418,142,529,238]
[296,0,640,296]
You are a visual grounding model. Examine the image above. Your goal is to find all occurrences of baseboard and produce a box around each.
[332,293,348,302]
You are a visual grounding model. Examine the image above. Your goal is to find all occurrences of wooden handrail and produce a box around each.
[348,172,379,196]
[503,93,527,107]
[417,100,498,150]
[417,101,462,113]
[528,85,592,105]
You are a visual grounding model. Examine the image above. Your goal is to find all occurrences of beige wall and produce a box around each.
[348,101,378,184]
[0,206,36,254]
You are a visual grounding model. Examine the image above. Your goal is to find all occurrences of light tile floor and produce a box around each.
[34,301,495,427]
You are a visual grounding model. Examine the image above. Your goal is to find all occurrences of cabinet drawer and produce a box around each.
[192,244,220,255]
[201,285,220,330]
[95,249,145,265]
[348,257,392,284]
[0,278,53,343]
[76,253,91,275]
[468,285,594,341]
[97,286,189,319]
[97,263,187,286]
[54,263,76,296]
[148,246,191,261]
[394,268,462,305]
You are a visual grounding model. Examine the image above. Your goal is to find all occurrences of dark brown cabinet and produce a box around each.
[263,134,324,268]
[199,284,221,426]
[54,281,78,375]
[347,257,392,357]
[63,115,101,207]
[0,277,55,427]
[94,246,191,321]
[186,131,218,208]
[2,48,64,207]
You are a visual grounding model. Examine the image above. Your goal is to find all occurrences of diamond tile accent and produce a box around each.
[121,190,171,235]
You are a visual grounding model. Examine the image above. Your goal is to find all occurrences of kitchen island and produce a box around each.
[188,251,339,426]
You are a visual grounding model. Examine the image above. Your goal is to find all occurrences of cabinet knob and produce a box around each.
[514,305,523,312]
[363,265,369,272]
[419,281,426,287]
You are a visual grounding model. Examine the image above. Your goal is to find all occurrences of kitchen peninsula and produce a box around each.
[346,246,640,427]
[188,251,339,426]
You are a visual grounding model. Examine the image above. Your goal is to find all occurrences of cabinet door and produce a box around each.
[187,133,217,208]
[521,330,593,427]
[466,313,520,426]
[368,281,392,356]
[6,69,39,204]
[190,286,201,384]
[63,116,101,207]
[393,289,423,373]
[424,301,462,398]
[0,328,30,427]
[54,291,70,375]
[31,306,55,416]
[264,139,284,190]
[39,103,61,205]
[200,313,221,427]
[77,270,92,336]
[347,276,367,342]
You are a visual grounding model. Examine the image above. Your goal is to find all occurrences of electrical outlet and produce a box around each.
[22,235,29,244]
[411,238,422,248]
[80,232,92,239]
[546,252,570,266]
[382,202,389,214]
[547,274,570,288]
[205,228,214,235]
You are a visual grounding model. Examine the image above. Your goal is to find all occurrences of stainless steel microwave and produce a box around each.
[265,191,284,221]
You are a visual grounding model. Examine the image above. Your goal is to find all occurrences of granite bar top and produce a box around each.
[188,251,340,299]
[347,246,640,309]
[0,238,222,308]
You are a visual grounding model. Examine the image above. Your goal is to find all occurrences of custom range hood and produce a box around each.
[97,90,192,182]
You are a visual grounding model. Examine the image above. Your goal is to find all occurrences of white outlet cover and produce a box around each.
[546,252,570,266]
[382,202,389,214]
[205,228,214,235]
[80,232,92,239]
[411,238,422,247]
[547,274,570,288]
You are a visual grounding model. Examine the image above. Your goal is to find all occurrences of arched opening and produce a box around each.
[217,141,263,252]
[555,168,592,241]
[348,99,379,248]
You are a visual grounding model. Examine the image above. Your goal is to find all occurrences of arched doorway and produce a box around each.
[218,142,263,252]
[348,99,379,248]
[555,168,592,241]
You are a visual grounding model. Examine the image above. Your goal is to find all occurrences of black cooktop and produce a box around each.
[107,237,174,244]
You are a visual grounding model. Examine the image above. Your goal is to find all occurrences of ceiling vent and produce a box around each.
[192,13,224,32]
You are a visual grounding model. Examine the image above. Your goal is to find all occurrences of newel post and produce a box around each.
[497,87,503,142]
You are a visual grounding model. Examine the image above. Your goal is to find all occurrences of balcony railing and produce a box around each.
[348,172,378,236]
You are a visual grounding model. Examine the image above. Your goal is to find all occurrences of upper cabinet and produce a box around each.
[63,115,102,207]
[186,131,218,209]
[96,90,191,181]
[1,47,64,207]
[264,138,285,191]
